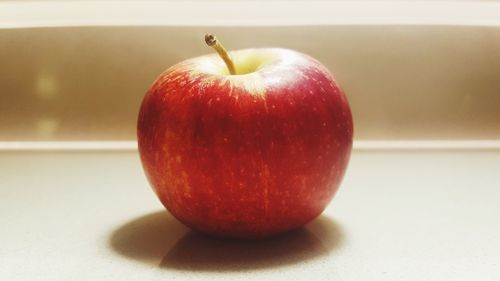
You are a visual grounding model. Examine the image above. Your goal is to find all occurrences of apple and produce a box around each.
[138,34,353,238]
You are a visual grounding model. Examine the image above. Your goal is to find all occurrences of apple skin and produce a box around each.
[138,48,353,238]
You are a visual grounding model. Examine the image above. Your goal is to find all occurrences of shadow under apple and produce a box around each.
[109,210,344,271]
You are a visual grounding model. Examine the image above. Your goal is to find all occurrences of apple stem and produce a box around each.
[205,34,237,75]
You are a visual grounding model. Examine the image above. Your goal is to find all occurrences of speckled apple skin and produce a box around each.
[138,48,353,238]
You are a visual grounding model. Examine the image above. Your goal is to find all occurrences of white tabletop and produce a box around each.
[1,150,499,280]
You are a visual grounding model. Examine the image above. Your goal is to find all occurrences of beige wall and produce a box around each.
[1,26,499,141]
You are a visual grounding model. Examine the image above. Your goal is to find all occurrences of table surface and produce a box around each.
[1,150,499,280]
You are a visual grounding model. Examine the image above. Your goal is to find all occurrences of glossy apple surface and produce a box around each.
[138,48,353,238]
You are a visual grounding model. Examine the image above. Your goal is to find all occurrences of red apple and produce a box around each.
[138,40,353,238]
